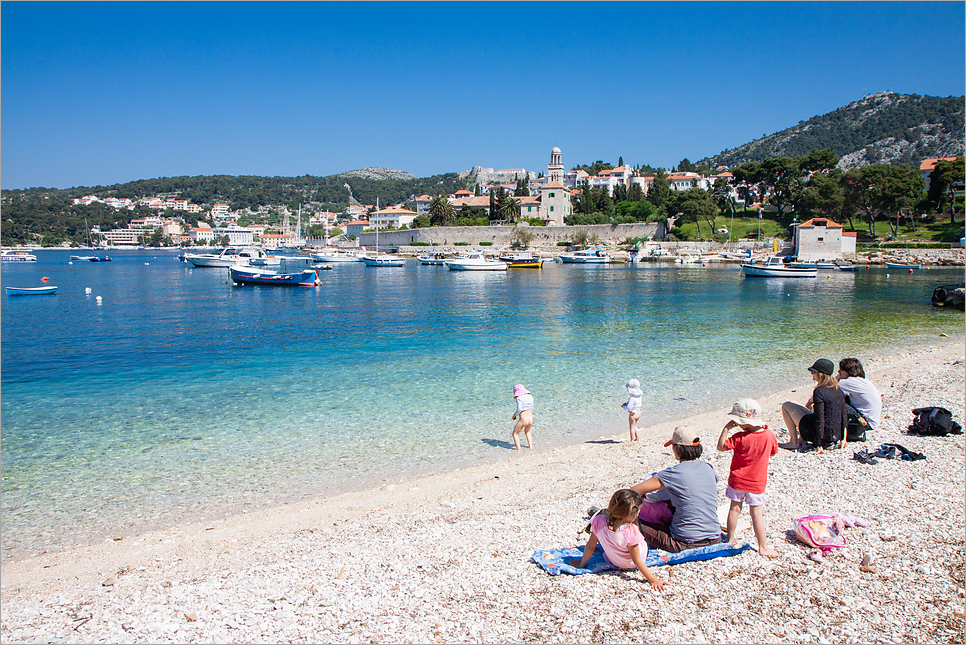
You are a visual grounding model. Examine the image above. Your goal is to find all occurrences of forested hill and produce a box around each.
[2,168,467,214]
[700,92,964,170]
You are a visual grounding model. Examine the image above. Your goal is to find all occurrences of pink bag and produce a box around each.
[638,500,673,526]
[794,515,846,553]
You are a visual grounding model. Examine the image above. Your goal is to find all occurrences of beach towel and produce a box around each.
[531,539,754,576]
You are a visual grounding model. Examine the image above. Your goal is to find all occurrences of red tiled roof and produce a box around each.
[920,157,957,171]
[797,218,843,229]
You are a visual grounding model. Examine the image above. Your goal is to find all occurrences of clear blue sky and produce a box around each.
[2,2,964,190]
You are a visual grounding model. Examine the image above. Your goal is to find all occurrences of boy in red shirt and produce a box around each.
[717,398,779,557]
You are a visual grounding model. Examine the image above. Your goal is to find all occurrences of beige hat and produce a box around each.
[664,426,700,447]
[727,398,764,425]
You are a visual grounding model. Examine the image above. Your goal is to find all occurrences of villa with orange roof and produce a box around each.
[793,217,856,261]
[920,157,958,186]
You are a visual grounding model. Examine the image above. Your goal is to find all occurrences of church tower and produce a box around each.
[548,146,563,183]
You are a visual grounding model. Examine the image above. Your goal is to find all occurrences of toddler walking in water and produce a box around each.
[570,489,666,590]
[622,378,643,441]
[716,398,779,557]
[511,384,534,451]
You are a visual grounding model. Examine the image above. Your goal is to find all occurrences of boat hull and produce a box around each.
[559,256,609,264]
[446,261,507,271]
[741,264,817,278]
[229,267,317,286]
[361,256,406,267]
[885,263,921,269]
[506,260,545,268]
[6,286,57,295]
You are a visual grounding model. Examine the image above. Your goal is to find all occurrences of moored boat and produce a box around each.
[418,252,449,265]
[741,256,818,278]
[361,254,406,267]
[1,250,38,262]
[228,266,318,286]
[6,285,57,295]
[558,249,611,264]
[312,250,364,263]
[788,260,836,269]
[499,251,547,268]
[186,247,265,268]
[445,250,507,271]
[885,262,922,269]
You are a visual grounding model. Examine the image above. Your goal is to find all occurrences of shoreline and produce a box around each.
[2,339,964,643]
[3,333,962,564]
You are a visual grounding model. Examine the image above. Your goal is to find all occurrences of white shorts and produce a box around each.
[726,485,767,507]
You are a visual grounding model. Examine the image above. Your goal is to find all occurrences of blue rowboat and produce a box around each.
[229,266,318,286]
[6,286,57,295]
[885,262,921,269]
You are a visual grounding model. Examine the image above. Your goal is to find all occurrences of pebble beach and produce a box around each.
[1,339,964,644]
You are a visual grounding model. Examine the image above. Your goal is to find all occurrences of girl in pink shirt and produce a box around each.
[570,489,666,590]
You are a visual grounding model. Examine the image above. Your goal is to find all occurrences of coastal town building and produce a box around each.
[260,233,296,249]
[793,217,856,261]
[213,226,254,246]
[345,220,369,236]
[920,157,958,187]
[370,207,418,229]
[212,203,230,218]
[101,228,147,245]
[188,223,214,243]
[409,195,434,216]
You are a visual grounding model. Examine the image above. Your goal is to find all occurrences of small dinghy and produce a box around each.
[6,286,57,295]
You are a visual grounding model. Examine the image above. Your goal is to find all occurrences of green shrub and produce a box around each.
[556,241,571,247]
[409,241,430,246]
[479,241,493,246]
[454,241,469,246]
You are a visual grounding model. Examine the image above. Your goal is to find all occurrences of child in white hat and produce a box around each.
[716,398,779,557]
[622,378,643,441]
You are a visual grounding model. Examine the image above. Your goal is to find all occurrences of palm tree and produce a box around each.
[499,195,521,223]
[428,195,453,226]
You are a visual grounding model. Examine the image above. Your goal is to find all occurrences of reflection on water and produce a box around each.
[2,251,962,556]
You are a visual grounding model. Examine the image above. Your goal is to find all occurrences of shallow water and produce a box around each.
[2,250,962,557]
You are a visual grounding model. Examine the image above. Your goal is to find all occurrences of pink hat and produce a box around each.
[512,384,531,398]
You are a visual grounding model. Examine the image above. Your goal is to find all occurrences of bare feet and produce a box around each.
[758,547,779,558]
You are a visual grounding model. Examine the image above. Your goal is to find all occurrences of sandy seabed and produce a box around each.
[2,338,965,644]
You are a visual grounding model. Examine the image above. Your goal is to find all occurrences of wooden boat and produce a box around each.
[6,286,57,295]
[229,266,318,286]
[741,256,817,278]
[499,251,547,268]
[885,262,921,269]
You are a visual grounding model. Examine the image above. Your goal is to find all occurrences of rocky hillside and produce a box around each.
[701,92,964,170]
[337,167,417,181]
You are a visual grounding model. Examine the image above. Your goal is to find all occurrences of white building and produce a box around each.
[189,223,214,243]
[212,203,230,217]
[102,228,147,245]
[793,218,857,261]
[370,207,418,229]
[213,226,254,246]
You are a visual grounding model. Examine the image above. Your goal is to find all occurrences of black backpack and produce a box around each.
[908,407,963,436]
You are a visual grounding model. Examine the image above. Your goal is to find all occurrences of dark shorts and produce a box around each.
[638,520,721,554]
[799,413,820,444]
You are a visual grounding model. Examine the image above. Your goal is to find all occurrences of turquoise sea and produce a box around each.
[2,250,963,558]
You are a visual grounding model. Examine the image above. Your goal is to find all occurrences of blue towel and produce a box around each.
[532,538,754,576]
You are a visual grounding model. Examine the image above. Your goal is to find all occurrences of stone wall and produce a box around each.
[356,222,666,250]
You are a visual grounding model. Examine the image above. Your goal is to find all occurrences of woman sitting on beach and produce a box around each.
[837,357,881,430]
[630,427,721,553]
[780,358,848,452]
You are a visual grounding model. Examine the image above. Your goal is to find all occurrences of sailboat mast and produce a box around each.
[375,197,379,254]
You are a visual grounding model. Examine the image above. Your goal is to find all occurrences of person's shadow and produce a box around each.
[482,438,516,450]
[585,439,621,445]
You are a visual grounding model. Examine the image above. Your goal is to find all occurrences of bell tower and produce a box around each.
[548,147,563,183]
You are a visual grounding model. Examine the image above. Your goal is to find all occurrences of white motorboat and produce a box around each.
[312,250,364,263]
[1,250,38,262]
[361,254,406,267]
[788,260,837,269]
[741,256,817,278]
[674,251,702,265]
[558,249,611,264]
[185,247,265,268]
[445,250,507,271]
[418,252,449,265]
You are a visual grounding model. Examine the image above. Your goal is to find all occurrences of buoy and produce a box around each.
[41,276,49,281]
[85,287,92,294]
[827,275,831,279]
[68,261,73,265]
[908,268,913,273]
[95,295,103,302]
[866,265,870,269]
[886,274,890,278]
[145,262,150,266]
